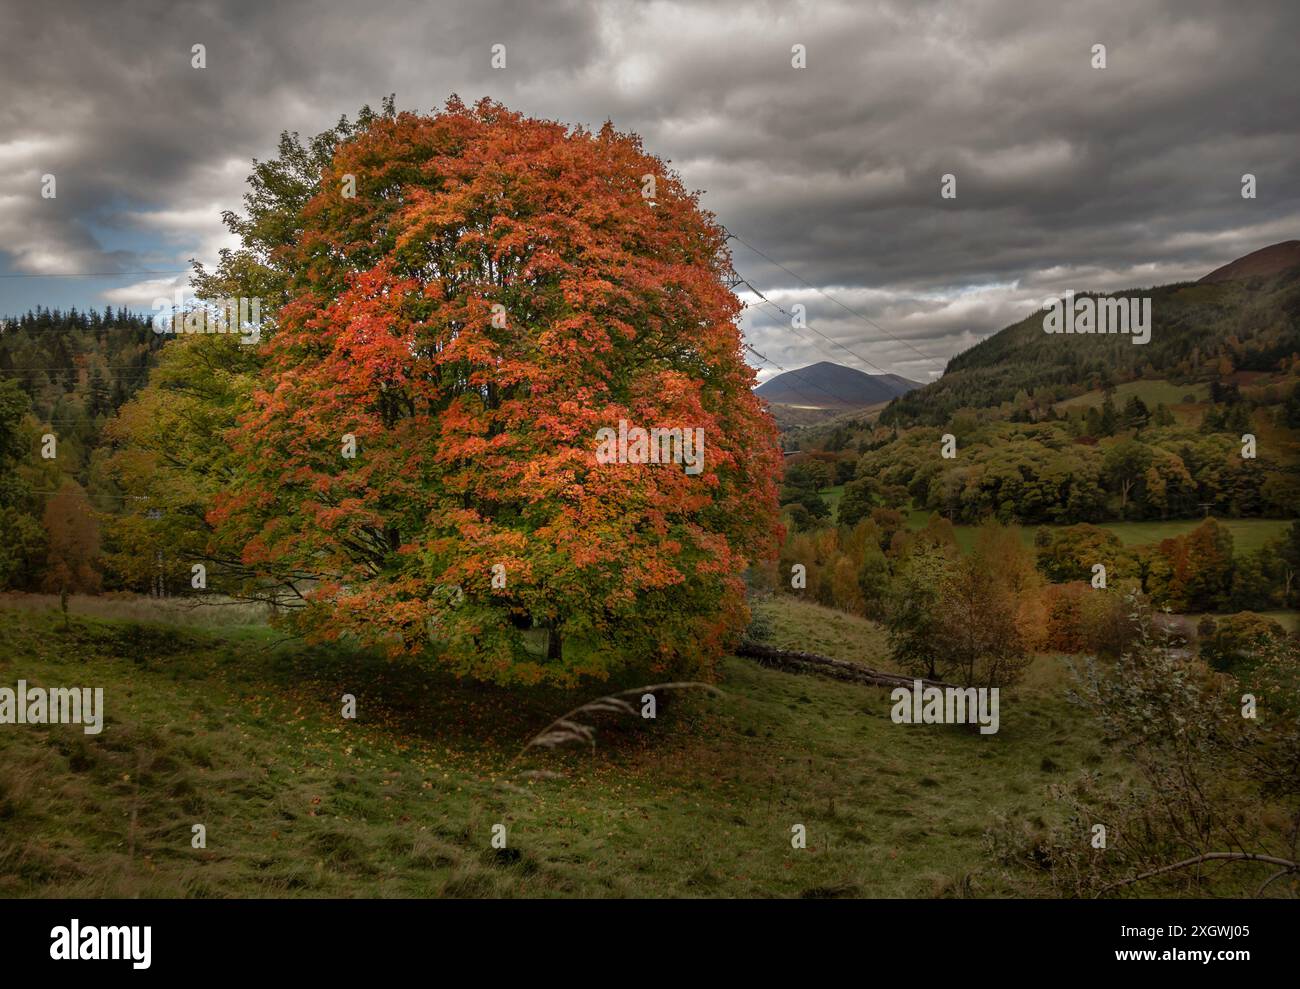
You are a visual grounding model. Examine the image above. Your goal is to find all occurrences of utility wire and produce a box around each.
[735,272,895,379]
[743,340,865,412]
[742,294,901,404]
[729,232,946,372]
[0,270,189,279]
[743,301,866,409]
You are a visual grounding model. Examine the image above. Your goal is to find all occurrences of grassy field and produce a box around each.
[0,594,1139,899]
[819,484,845,520]
[1050,376,1211,423]
[899,509,1292,556]
[1245,610,1298,632]
[818,483,1291,558]
[1089,518,1292,554]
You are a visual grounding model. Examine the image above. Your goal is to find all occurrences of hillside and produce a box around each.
[881,245,1300,427]
[0,307,160,483]
[1200,240,1300,284]
[773,244,1300,583]
[0,596,1130,898]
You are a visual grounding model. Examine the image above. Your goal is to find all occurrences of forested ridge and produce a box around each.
[881,269,1300,427]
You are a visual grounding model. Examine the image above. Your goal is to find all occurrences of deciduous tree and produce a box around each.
[207,99,782,685]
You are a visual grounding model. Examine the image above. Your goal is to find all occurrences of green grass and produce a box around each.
[0,595,1125,898]
[1054,379,1210,413]
[1090,518,1291,555]
[1252,610,1299,632]
[749,597,890,662]
[903,511,1292,557]
[819,484,845,521]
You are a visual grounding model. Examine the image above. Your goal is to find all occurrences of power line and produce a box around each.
[743,340,865,412]
[743,301,867,409]
[0,365,157,373]
[735,272,895,379]
[0,269,189,279]
[742,295,897,404]
[729,232,946,372]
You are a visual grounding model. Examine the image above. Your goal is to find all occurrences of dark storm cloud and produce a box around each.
[2,0,1297,382]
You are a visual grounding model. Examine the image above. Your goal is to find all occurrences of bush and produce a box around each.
[1041,580,1145,658]
[744,607,774,642]
[1042,582,1088,653]
[1199,612,1286,674]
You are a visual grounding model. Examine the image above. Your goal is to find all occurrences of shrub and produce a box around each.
[1199,612,1287,674]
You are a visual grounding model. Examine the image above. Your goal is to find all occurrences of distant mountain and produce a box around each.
[880,242,1300,427]
[1200,240,1300,284]
[755,361,922,409]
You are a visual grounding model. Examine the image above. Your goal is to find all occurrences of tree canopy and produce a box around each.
[115,98,783,685]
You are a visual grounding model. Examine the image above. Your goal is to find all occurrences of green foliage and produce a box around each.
[1100,440,1151,517]
[1198,612,1287,674]
[991,606,1300,897]
[882,274,1300,429]
[1285,382,1300,428]
[838,475,879,527]
[0,307,158,482]
[743,605,775,641]
[1122,394,1151,431]
[102,334,260,595]
[857,541,891,620]
[780,460,830,502]
[882,524,1040,688]
[1036,524,1131,583]
[850,418,1290,526]
[883,545,954,681]
[0,379,45,588]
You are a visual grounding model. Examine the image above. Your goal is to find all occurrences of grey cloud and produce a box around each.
[1,0,1296,376]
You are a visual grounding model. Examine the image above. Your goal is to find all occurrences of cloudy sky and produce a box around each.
[2,0,1298,385]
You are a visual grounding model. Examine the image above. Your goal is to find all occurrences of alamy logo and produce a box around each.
[890,679,1000,735]
[50,919,151,969]
[1042,290,1151,345]
[0,680,104,734]
[595,419,705,475]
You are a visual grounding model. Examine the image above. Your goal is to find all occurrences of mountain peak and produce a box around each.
[755,361,921,409]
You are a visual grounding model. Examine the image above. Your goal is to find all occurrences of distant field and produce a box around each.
[819,484,845,520]
[1254,610,1300,632]
[900,510,1292,556]
[1092,518,1292,554]
[1054,378,1209,414]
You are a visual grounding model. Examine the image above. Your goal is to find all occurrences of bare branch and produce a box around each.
[1097,852,1299,897]
[513,682,722,765]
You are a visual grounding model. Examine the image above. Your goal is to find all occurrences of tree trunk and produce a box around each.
[547,625,562,661]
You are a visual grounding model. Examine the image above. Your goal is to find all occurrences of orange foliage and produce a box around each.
[210,99,782,685]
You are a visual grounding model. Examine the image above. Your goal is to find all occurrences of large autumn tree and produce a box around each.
[154,97,781,685]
